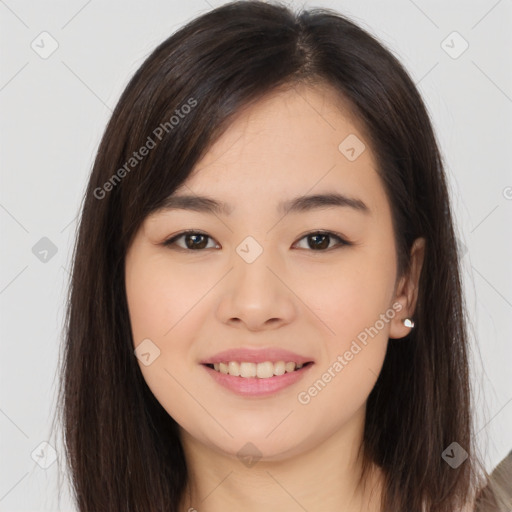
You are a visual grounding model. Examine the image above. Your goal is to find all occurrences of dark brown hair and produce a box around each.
[54,1,495,510]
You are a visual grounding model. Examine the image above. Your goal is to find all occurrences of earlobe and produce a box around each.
[389,237,426,340]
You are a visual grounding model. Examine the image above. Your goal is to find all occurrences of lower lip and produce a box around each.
[202,363,314,397]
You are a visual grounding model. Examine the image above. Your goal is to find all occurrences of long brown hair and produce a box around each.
[54,1,494,510]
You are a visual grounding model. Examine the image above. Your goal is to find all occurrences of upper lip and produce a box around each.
[200,348,314,365]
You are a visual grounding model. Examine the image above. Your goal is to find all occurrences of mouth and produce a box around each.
[203,360,314,379]
[200,347,315,397]
[201,359,314,397]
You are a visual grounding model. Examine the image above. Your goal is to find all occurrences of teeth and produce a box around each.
[256,361,274,378]
[240,362,257,378]
[274,361,285,376]
[210,361,308,378]
[228,361,240,376]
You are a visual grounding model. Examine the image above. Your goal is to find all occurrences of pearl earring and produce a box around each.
[402,318,415,328]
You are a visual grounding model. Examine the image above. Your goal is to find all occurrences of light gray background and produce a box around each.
[1,0,511,510]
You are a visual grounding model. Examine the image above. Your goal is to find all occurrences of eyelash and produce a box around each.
[162,230,352,252]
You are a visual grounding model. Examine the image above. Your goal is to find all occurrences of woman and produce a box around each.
[57,1,502,510]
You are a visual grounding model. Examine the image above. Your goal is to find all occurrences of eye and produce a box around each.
[293,231,351,251]
[162,230,351,252]
[163,230,219,250]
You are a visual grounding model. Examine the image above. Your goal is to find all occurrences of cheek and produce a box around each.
[125,255,210,427]
[301,253,396,344]
[126,254,203,344]
[295,244,396,407]
[125,250,219,371]
[294,264,393,424]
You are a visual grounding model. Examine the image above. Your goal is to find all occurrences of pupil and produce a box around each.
[187,234,207,249]
[310,234,328,250]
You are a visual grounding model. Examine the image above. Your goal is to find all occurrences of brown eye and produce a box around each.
[294,231,350,251]
[163,231,219,250]
[163,230,350,252]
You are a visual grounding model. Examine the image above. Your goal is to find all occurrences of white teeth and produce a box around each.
[228,361,240,376]
[210,360,308,378]
[273,361,286,376]
[240,362,257,378]
[285,362,296,373]
[256,361,274,378]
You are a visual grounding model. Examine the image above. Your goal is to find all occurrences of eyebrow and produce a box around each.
[159,192,370,216]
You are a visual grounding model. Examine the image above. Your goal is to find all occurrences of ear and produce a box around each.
[389,237,426,340]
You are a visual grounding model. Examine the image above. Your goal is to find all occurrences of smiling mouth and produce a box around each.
[203,361,314,379]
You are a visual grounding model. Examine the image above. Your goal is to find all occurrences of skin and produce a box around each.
[125,82,425,512]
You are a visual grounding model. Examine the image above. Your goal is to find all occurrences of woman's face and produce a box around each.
[125,83,424,462]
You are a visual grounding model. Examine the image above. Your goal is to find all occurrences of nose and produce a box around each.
[215,247,297,331]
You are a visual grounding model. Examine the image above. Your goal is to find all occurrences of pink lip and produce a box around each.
[200,347,314,365]
[202,362,314,397]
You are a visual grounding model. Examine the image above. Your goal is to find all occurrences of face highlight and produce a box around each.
[124,83,424,463]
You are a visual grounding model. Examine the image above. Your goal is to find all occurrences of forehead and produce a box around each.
[171,83,388,219]
[191,83,369,168]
